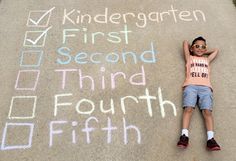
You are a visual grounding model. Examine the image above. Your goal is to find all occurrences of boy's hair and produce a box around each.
[191,36,206,47]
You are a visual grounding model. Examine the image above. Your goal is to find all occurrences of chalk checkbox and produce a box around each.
[8,96,37,119]
[27,7,55,27]
[20,50,43,67]
[23,26,52,47]
[1,122,34,150]
[15,70,40,91]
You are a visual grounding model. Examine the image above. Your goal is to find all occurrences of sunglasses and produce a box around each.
[192,44,207,49]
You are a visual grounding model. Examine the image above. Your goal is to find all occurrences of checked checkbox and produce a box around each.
[27,7,55,27]
[23,26,52,47]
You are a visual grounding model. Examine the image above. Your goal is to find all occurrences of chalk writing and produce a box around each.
[49,117,141,146]
[62,5,206,28]
[53,87,176,118]
[62,25,131,44]
[56,42,157,65]
[55,66,146,90]
[1,3,198,151]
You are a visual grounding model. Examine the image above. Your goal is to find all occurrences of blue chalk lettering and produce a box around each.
[57,47,72,64]
[140,42,157,63]
[74,52,88,64]
[106,52,119,63]
[90,53,102,64]
[122,50,137,64]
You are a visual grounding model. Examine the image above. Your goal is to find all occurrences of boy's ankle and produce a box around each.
[181,129,189,137]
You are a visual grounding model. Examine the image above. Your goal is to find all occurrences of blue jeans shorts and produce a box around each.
[183,85,213,111]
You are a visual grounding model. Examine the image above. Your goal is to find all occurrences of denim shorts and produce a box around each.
[183,85,213,110]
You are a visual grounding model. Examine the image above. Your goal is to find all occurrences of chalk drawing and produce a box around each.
[8,96,37,119]
[81,117,99,144]
[49,117,141,146]
[99,99,115,114]
[23,26,52,47]
[62,25,131,44]
[54,93,73,116]
[138,88,156,117]
[20,50,43,67]
[54,66,146,91]
[121,96,139,115]
[72,121,78,144]
[123,117,141,144]
[56,42,157,65]
[27,7,55,27]
[75,99,95,115]
[1,123,34,150]
[15,70,40,91]
[101,117,117,144]
[0,4,185,151]
[53,88,176,118]
[49,120,68,147]
[54,69,77,89]
[62,6,206,28]
[158,87,177,118]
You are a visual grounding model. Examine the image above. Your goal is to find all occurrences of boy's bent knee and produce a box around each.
[184,107,194,114]
[202,109,212,117]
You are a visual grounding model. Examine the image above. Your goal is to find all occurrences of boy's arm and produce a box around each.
[206,48,219,62]
[183,40,190,61]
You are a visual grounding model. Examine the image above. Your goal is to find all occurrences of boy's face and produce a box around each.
[191,40,207,56]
